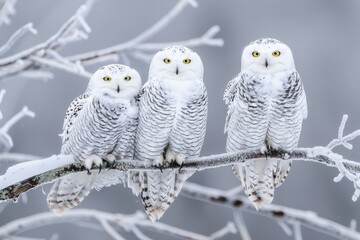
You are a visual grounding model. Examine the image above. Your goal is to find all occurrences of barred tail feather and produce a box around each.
[127,171,141,196]
[47,172,95,214]
[233,158,281,210]
[140,170,194,222]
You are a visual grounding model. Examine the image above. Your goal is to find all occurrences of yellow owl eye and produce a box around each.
[272,51,281,57]
[103,76,112,81]
[252,51,260,57]
[183,58,191,64]
[124,76,132,81]
[163,58,171,64]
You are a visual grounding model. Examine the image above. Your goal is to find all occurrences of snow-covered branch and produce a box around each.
[1,115,360,202]
[1,115,360,204]
[181,182,360,240]
[0,209,236,240]
[0,0,223,80]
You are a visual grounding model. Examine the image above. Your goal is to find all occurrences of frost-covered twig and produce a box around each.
[1,106,35,133]
[0,209,236,240]
[0,0,223,80]
[0,106,35,153]
[232,210,251,240]
[0,89,6,119]
[0,23,37,56]
[66,0,223,65]
[0,0,94,79]
[181,182,360,240]
[0,0,17,26]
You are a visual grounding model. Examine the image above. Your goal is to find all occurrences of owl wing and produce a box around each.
[223,74,241,134]
[48,172,96,214]
[270,71,307,188]
[48,93,97,213]
[224,72,268,151]
[224,72,276,209]
[60,93,90,145]
[93,98,139,191]
[131,78,186,221]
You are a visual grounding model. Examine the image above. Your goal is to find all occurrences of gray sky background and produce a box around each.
[1,0,360,239]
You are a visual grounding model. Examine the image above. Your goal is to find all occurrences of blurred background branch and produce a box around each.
[0,209,236,240]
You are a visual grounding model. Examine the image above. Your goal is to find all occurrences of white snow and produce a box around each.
[0,154,75,190]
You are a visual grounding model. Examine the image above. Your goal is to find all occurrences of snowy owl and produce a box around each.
[129,46,208,221]
[47,64,142,214]
[224,38,307,209]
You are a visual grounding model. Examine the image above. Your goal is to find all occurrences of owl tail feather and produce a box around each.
[146,206,167,222]
[233,158,281,210]
[140,170,194,221]
[47,172,95,214]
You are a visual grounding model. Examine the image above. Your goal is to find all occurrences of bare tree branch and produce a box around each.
[0,23,37,56]
[0,0,223,80]
[0,0,94,79]
[181,182,360,240]
[1,140,360,203]
[0,209,236,240]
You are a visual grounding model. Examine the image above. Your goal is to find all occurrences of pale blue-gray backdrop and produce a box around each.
[1,0,360,239]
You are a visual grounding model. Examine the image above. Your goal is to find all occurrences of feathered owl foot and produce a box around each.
[260,143,281,159]
[154,154,164,172]
[103,153,119,169]
[165,147,186,172]
[85,155,103,175]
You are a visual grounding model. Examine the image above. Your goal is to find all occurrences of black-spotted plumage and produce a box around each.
[47,64,142,214]
[224,39,307,209]
[129,46,208,221]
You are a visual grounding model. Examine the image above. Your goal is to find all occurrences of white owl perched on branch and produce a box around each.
[129,46,208,221]
[47,64,142,214]
[224,38,307,209]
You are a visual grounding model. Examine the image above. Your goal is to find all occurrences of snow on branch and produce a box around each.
[0,115,360,205]
[0,209,236,240]
[0,0,223,80]
[181,182,360,240]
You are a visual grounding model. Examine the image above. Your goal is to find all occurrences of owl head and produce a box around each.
[149,46,204,81]
[88,64,142,100]
[241,38,295,73]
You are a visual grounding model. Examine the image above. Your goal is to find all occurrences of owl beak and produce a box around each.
[117,85,120,93]
[265,59,269,68]
[175,67,179,75]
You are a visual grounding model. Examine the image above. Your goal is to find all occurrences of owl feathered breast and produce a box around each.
[48,92,138,213]
[224,69,307,209]
[130,76,207,221]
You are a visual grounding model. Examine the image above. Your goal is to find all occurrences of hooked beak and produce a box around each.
[117,85,120,93]
[265,59,269,68]
[175,67,179,75]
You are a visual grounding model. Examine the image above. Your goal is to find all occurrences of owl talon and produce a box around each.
[84,155,103,173]
[87,169,91,175]
[165,147,176,163]
[178,162,184,172]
